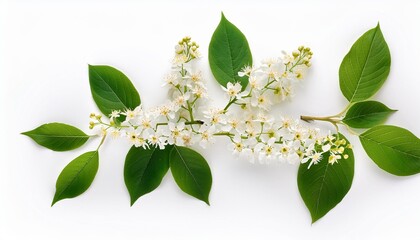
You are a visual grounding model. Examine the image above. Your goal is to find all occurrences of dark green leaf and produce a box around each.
[124,145,173,206]
[208,13,252,90]
[342,101,396,128]
[360,125,420,176]
[170,146,212,205]
[298,134,354,223]
[339,24,391,102]
[52,151,99,206]
[22,123,90,151]
[89,65,141,118]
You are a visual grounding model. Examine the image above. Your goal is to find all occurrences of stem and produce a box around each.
[213,132,234,137]
[223,97,237,111]
[300,115,340,133]
[300,115,339,123]
[155,120,204,128]
[187,101,194,121]
[96,134,107,151]
[289,52,307,71]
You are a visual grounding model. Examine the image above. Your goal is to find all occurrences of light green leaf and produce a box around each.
[360,125,420,176]
[170,146,212,205]
[339,24,391,102]
[89,65,141,118]
[298,134,354,223]
[208,13,252,90]
[22,123,90,151]
[124,145,172,206]
[342,101,396,128]
[52,151,99,206]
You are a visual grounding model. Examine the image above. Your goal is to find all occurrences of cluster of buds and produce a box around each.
[324,135,352,164]
[89,113,103,129]
[173,36,200,65]
[293,46,313,68]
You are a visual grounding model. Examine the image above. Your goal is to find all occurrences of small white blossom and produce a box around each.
[222,82,245,99]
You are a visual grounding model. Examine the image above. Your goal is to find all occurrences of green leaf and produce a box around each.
[22,123,90,151]
[359,125,420,176]
[298,134,354,223]
[208,13,252,90]
[339,24,391,102]
[52,151,99,206]
[89,65,141,118]
[342,101,396,128]
[170,146,212,205]
[124,145,173,206]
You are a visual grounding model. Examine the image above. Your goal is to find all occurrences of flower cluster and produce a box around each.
[233,46,313,110]
[89,37,348,168]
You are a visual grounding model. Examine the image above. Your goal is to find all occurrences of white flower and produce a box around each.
[221,116,245,133]
[162,73,180,87]
[180,131,193,146]
[110,128,121,139]
[203,108,226,126]
[173,92,190,107]
[328,153,341,165]
[253,112,274,125]
[138,113,154,130]
[124,109,137,122]
[146,130,167,149]
[238,65,253,77]
[109,110,121,119]
[191,85,207,99]
[173,54,188,65]
[304,152,323,169]
[157,103,176,120]
[122,105,143,122]
[322,144,331,152]
[184,71,202,84]
[250,92,271,110]
[166,122,185,145]
[280,116,292,129]
[127,130,148,148]
[248,75,264,90]
[194,124,216,148]
[292,65,307,80]
[282,51,293,64]
[255,137,277,164]
[230,138,245,154]
[221,82,245,99]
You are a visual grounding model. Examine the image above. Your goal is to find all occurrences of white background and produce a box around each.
[1,0,420,239]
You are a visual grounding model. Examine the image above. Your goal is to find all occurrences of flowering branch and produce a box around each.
[21,14,420,224]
